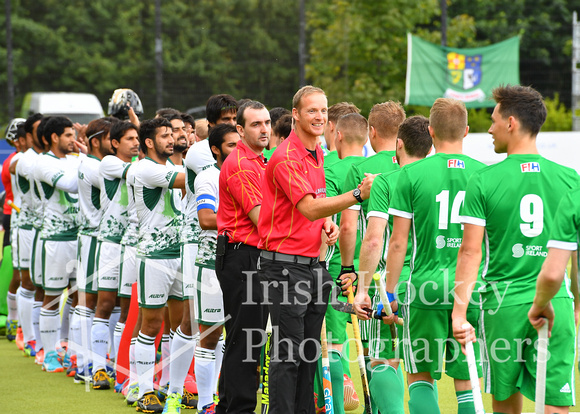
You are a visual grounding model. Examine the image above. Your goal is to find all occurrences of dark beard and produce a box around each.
[173,142,188,153]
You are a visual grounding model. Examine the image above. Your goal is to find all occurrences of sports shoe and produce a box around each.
[125,383,140,406]
[115,378,128,394]
[198,403,216,414]
[34,348,45,365]
[74,367,92,384]
[157,383,169,402]
[162,392,181,414]
[137,391,164,413]
[59,352,71,368]
[6,319,18,341]
[92,369,111,390]
[180,389,197,410]
[343,374,360,411]
[15,328,24,350]
[42,350,64,373]
[66,357,77,377]
[23,341,36,357]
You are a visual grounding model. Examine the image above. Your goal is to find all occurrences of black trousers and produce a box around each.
[257,257,332,414]
[216,245,266,414]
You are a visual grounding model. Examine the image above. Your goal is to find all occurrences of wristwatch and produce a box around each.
[352,188,363,203]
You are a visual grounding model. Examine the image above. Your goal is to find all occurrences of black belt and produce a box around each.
[226,242,257,251]
[260,250,319,266]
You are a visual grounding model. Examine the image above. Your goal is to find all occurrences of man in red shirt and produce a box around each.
[257,86,374,414]
[216,100,270,414]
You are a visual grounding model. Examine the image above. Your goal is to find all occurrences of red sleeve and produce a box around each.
[273,158,315,206]
[2,153,15,213]
[226,159,263,215]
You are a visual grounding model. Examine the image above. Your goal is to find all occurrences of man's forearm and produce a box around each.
[452,246,482,319]
[339,209,358,267]
[532,248,572,308]
[358,235,383,295]
[297,192,358,222]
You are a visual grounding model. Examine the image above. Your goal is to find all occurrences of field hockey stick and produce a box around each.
[320,318,334,414]
[373,273,401,350]
[462,324,484,414]
[7,199,20,213]
[535,319,549,414]
[347,288,372,414]
[261,316,272,414]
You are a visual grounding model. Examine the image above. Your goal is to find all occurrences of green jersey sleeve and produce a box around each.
[388,167,413,219]
[367,173,391,220]
[547,186,580,251]
[460,171,486,227]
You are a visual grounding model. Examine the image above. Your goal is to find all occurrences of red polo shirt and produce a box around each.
[217,140,266,247]
[1,152,16,215]
[258,130,326,257]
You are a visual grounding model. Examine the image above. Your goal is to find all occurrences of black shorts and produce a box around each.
[3,213,10,247]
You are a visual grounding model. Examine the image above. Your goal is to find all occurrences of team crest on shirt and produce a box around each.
[520,162,540,173]
[447,159,465,169]
[392,156,398,164]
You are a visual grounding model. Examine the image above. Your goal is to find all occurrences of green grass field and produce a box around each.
[1,329,578,414]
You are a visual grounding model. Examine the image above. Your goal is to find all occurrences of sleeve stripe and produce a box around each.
[348,204,361,211]
[367,211,389,221]
[460,215,486,227]
[196,194,216,203]
[388,208,413,219]
[197,203,216,212]
[547,240,578,251]
[122,163,131,180]
[168,171,179,189]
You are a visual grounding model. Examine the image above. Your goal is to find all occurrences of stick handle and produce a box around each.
[347,290,372,414]
[373,273,403,326]
[535,320,549,414]
[462,324,484,414]
[7,200,20,214]
[320,318,334,414]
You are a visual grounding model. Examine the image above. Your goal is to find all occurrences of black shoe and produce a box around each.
[136,391,164,413]
[181,389,198,409]
[91,369,111,390]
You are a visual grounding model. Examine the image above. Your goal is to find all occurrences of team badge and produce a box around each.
[520,162,540,173]
[447,53,482,90]
[447,159,465,169]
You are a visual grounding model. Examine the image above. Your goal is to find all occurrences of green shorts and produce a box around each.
[403,304,482,381]
[325,294,350,344]
[481,298,576,405]
[368,290,404,360]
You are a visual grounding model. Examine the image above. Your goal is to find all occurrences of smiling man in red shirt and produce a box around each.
[257,85,375,414]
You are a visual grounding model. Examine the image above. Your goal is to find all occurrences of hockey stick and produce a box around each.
[373,273,399,351]
[535,320,549,414]
[320,318,334,414]
[330,287,403,324]
[462,324,484,414]
[261,316,272,414]
[7,199,20,213]
[347,288,372,414]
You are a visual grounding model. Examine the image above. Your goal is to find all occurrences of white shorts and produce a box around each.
[77,234,98,294]
[31,229,43,288]
[193,265,224,325]
[14,227,34,269]
[42,239,77,293]
[137,256,183,308]
[96,241,121,291]
[182,243,199,299]
[119,245,137,298]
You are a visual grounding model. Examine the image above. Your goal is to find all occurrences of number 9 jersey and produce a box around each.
[460,154,580,311]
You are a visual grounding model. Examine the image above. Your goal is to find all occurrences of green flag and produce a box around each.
[405,34,520,108]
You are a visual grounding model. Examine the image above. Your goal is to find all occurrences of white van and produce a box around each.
[21,92,105,124]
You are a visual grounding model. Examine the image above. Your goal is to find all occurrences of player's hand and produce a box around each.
[74,140,88,155]
[379,299,400,325]
[452,317,475,354]
[359,173,378,200]
[128,105,140,128]
[323,221,339,246]
[353,291,372,320]
[73,123,87,144]
[337,272,356,296]
[528,302,554,338]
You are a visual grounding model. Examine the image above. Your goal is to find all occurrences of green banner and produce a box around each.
[405,34,520,108]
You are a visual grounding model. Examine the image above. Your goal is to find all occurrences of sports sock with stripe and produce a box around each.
[329,349,345,414]
[59,295,73,343]
[75,306,93,371]
[39,308,60,354]
[408,380,440,414]
[7,291,18,321]
[195,346,216,409]
[108,306,121,359]
[113,322,125,364]
[33,301,44,352]
[369,364,404,414]
[456,390,475,414]
[68,306,80,357]
[136,331,156,397]
[17,288,34,343]
[91,317,110,372]
[213,334,225,391]
[168,327,195,395]
[129,337,138,385]
[159,333,171,387]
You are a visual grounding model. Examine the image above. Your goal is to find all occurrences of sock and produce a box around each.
[408,381,440,414]
[129,337,138,385]
[60,296,73,342]
[434,379,439,402]
[39,308,60,354]
[33,301,44,352]
[113,322,125,363]
[169,327,195,394]
[329,349,345,414]
[456,390,475,414]
[159,333,171,387]
[91,317,110,372]
[341,340,352,377]
[17,288,35,343]
[68,307,80,357]
[136,331,156,397]
[369,364,404,414]
[108,306,121,359]
[76,306,93,371]
[7,291,18,321]
[195,346,216,409]
[213,334,225,392]
[364,355,372,411]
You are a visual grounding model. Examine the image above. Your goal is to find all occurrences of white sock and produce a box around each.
[76,306,93,371]
[129,338,138,385]
[7,291,18,321]
[91,317,110,372]
[159,333,171,387]
[17,288,34,343]
[169,327,194,395]
[33,301,44,352]
[68,307,80,357]
[136,331,156,397]
[195,346,216,408]
[39,308,60,354]
[214,334,225,392]
[59,296,73,342]
[108,306,121,359]
[113,322,125,363]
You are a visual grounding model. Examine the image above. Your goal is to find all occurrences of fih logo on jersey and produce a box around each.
[447,159,465,169]
[392,156,398,164]
[520,162,540,173]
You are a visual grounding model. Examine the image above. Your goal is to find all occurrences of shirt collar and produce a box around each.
[288,130,321,162]
[237,140,265,162]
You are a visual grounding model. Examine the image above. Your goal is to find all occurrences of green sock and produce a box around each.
[364,355,373,412]
[314,357,324,409]
[456,390,475,414]
[369,364,404,414]
[341,340,352,377]
[329,350,345,414]
[433,379,438,402]
[408,381,440,414]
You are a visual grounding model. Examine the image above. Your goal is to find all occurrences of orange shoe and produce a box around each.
[35,348,45,365]
[343,374,360,411]
[15,328,24,350]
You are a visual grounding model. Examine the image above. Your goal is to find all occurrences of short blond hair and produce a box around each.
[336,113,368,145]
[368,101,405,139]
[429,98,467,141]
[328,102,360,123]
[292,85,326,111]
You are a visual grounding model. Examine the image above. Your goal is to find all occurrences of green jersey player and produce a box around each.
[453,85,579,414]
